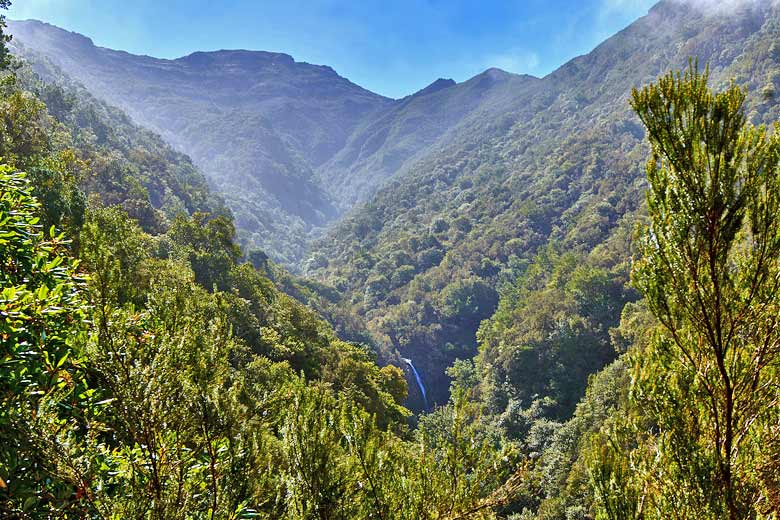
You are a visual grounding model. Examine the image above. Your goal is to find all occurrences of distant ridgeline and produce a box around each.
[8,19,537,267]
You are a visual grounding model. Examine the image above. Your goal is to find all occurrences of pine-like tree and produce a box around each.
[629,63,780,519]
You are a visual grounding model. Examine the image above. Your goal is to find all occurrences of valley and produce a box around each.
[3,0,780,518]
[10,0,780,411]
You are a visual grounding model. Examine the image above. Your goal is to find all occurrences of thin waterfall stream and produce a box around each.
[402,358,428,410]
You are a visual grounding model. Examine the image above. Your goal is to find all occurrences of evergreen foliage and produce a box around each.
[0,49,524,518]
[587,65,780,520]
[4,2,780,518]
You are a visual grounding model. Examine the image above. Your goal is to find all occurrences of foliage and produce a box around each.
[1,158,532,518]
[590,65,780,520]
[476,246,634,431]
[0,0,11,71]
[0,167,92,516]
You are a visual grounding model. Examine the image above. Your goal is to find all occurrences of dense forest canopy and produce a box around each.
[2,0,780,518]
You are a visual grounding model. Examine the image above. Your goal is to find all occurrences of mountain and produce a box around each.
[9,1,780,412]
[8,19,392,264]
[8,19,546,268]
[318,69,540,210]
[304,0,780,407]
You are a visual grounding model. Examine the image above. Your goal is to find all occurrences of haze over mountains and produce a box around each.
[8,0,780,411]
[8,18,541,266]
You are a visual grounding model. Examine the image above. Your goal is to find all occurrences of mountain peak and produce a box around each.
[465,67,538,88]
[481,67,512,79]
[470,67,537,85]
[412,78,456,98]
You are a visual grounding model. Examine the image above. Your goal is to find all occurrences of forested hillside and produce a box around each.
[4,0,780,518]
[0,7,524,516]
[306,0,780,409]
[9,21,545,267]
[9,51,226,235]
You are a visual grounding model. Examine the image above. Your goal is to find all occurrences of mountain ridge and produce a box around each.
[11,1,780,411]
[8,18,390,264]
[9,17,551,266]
[304,0,780,406]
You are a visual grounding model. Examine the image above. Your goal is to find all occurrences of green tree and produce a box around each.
[0,1,12,72]
[81,272,266,518]
[627,64,780,519]
[437,277,498,326]
[169,212,240,291]
[0,167,93,516]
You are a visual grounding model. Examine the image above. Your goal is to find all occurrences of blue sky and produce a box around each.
[8,0,658,98]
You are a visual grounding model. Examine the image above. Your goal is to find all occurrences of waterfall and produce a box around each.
[402,358,428,410]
